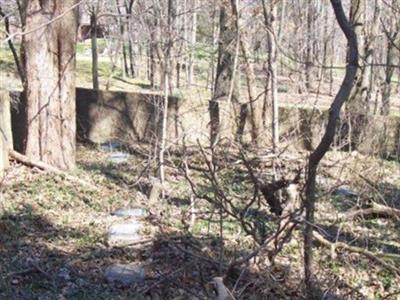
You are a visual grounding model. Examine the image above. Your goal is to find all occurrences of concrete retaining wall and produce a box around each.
[7,88,400,160]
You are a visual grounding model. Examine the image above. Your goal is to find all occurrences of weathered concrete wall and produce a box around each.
[6,88,400,160]
[0,91,13,176]
[278,106,400,160]
[77,88,166,144]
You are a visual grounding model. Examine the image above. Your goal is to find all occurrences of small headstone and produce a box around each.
[111,208,146,218]
[104,263,145,285]
[333,187,358,197]
[109,152,129,164]
[108,222,142,244]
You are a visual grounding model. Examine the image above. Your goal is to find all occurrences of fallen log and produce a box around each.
[314,231,400,275]
[339,202,400,221]
[9,150,97,190]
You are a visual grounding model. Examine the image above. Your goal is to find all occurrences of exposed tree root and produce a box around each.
[9,150,97,190]
[314,231,400,275]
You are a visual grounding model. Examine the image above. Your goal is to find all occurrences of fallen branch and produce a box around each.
[339,202,400,221]
[9,150,97,190]
[314,231,400,275]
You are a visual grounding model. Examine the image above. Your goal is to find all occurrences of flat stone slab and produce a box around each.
[111,208,147,218]
[101,142,123,152]
[333,187,358,197]
[108,152,129,164]
[104,263,145,285]
[108,222,143,243]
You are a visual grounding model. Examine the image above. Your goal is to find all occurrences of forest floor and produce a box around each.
[0,143,399,299]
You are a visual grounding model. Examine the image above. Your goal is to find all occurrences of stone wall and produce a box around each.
[6,88,400,160]
[76,88,181,145]
[278,106,400,160]
[0,91,13,176]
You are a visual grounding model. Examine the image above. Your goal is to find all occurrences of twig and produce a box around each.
[314,231,400,275]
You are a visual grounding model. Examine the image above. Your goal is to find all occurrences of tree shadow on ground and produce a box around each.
[2,203,369,299]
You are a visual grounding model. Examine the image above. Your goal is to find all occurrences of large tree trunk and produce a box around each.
[209,2,239,146]
[23,0,78,170]
[347,0,368,114]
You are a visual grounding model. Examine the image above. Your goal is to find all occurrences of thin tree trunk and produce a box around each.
[304,1,358,297]
[381,16,399,115]
[188,0,197,86]
[90,11,99,90]
[159,0,174,198]
[305,1,314,90]
[0,6,26,86]
[262,0,279,151]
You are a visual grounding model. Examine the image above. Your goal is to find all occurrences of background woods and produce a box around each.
[0,0,399,299]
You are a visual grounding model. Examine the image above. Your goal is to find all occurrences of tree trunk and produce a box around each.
[209,2,239,146]
[188,0,197,86]
[304,1,358,297]
[126,0,135,77]
[0,6,26,86]
[240,38,262,146]
[262,0,279,151]
[0,91,13,176]
[347,0,368,113]
[159,0,175,198]
[90,11,99,90]
[23,0,78,170]
[381,10,399,115]
[305,0,314,90]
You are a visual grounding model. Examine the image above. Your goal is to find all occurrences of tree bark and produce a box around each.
[240,38,262,146]
[188,0,197,86]
[381,12,399,115]
[90,10,99,90]
[304,0,358,297]
[347,0,368,114]
[262,0,279,151]
[0,91,13,176]
[305,0,314,90]
[23,0,78,170]
[209,1,239,146]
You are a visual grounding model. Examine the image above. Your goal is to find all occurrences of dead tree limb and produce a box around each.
[9,150,97,190]
[314,231,400,275]
[339,203,400,221]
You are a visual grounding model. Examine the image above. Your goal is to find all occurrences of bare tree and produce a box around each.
[303,0,358,297]
[209,0,240,147]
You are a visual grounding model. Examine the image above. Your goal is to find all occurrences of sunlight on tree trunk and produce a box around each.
[23,0,78,170]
